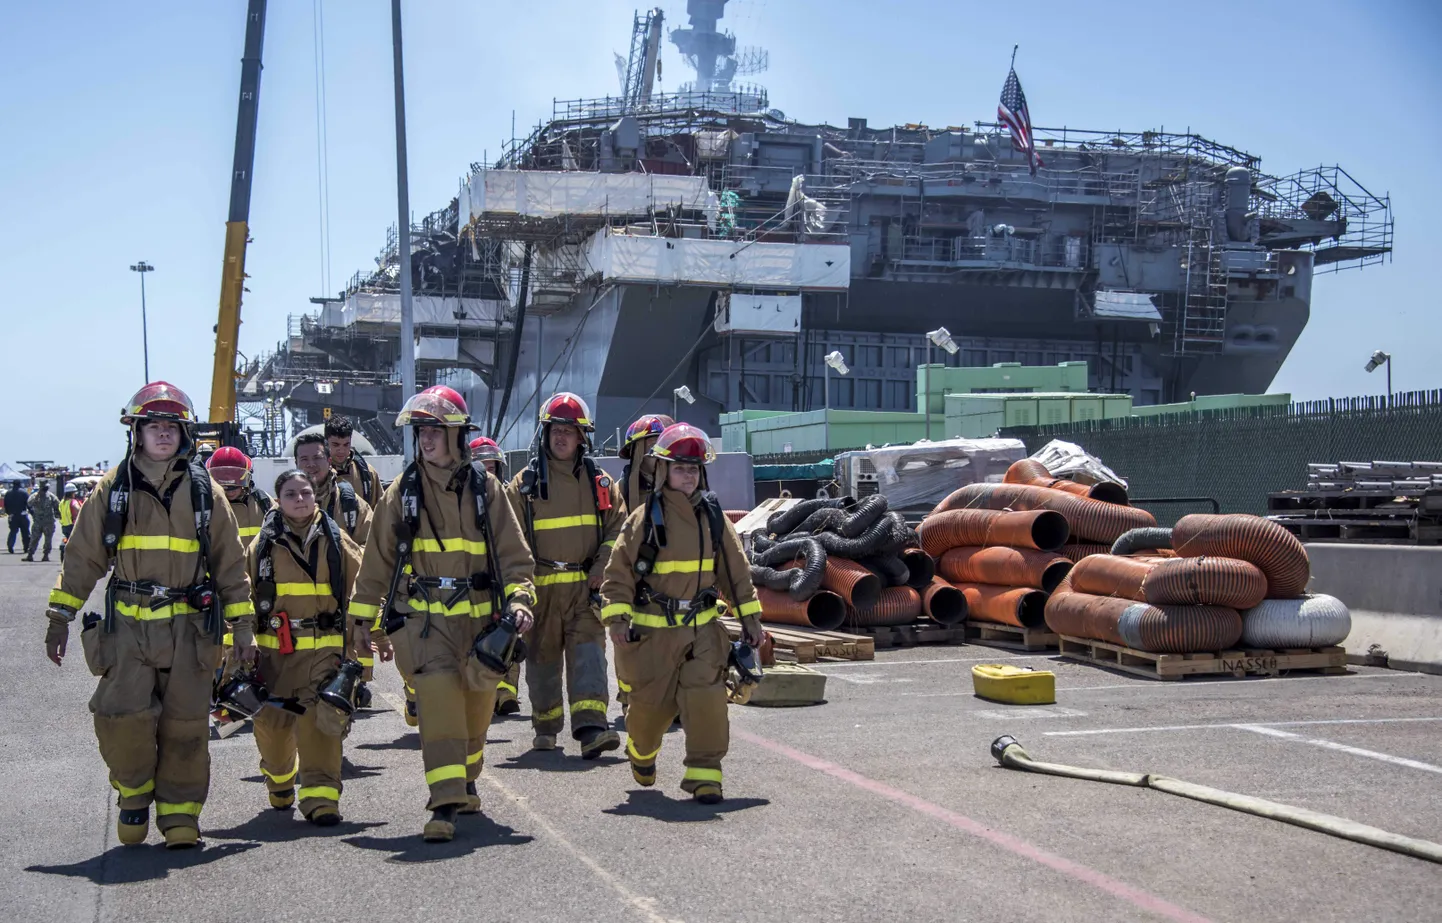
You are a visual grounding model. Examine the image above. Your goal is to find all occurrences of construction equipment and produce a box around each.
[207,0,268,446]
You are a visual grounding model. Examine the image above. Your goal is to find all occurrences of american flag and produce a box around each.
[998,66,1042,175]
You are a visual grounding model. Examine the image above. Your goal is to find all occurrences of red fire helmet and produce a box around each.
[205,445,253,487]
[396,385,471,427]
[649,423,716,465]
[121,381,197,427]
[539,392,593,432]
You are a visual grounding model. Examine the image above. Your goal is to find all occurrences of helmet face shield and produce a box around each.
[396,389,471,427]
[121,381,197,426]
[540,392,594,431]
[621,414,675,459]
[649,423,716,465]
[468,436,503,463]
[206,446,252,487]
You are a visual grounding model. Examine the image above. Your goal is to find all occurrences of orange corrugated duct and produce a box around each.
[1005,459,1130,504]
[756,588,847,632]
[931,483,1156,545]
[1069,554,1156,600]
[938,546,1073,593]
[917,508,1070,556]
[956,583,1049,629]
[821,557,883,609]
[1144,557,1268,610]
[1044,589,1243,652]
[1058,543,1112,562]
[1172,514,1310,599]
[849,586,923,627]
[921,577,967,624]
[724,509,748,523]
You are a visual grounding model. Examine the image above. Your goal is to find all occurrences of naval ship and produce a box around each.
[240,0,1392,455]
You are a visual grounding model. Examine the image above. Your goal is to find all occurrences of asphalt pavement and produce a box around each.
[3,553,1439,922]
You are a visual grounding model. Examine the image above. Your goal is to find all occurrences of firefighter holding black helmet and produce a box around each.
[600,423,763,804]
[43,381,253,849]
[510,392,626,760]
[351,385,536,843]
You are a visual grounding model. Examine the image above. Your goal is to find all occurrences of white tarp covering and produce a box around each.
[341,294,508,328]
[582,229,850,291]
[461,169,719,224]
[715,293,802,334]
[858,438,1027,511]
[1092,290,1162,321]
[1029,439,1128,488]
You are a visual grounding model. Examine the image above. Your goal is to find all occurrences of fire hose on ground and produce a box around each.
[989,736,1442,865]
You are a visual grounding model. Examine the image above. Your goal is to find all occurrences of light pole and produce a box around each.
[823,350,849,451]
[1365,349,1392,403]
[391,0,416,462]
[130,262,154,381]
[673,384,695,421]
[925,327,959,440]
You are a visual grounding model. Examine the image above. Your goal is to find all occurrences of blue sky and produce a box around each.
[2,0,1437,465]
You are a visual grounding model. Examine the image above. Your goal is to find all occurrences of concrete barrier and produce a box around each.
[1306,543,1442,675]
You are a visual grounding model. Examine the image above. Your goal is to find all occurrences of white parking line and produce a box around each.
[1234,724,1442,775]
[814,655,1045,669]
[1045,716,1442,737]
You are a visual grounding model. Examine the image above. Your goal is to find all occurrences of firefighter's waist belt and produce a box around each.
[645,588,720,625]
[110,579,204,609]
[259,612,343,632]
[409,573,492,592]
[536,556,593,572]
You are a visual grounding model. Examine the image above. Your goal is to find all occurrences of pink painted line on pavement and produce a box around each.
[735,729,1211,923]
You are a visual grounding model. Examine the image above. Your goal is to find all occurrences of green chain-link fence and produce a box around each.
[1001,390,1442,524]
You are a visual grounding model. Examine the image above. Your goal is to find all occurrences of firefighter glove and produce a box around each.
[740,615,765,648]
[509,604,534,634]
[45,617,69,666]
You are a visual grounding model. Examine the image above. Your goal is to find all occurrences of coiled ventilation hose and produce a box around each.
[1241,594,1352,649]
[1004,459,1130,505]
[918,508,1070,556]
[900,548,936,589]
[750,535,824,570]
[1145,557,1268,610]
[932,483,1156,545]
[754,587,847,632]
[1044,588,1242,652]
[1110,526,1174,557]
[861,554,911,588]
[747,537,826,600]
[1068,554,1155,601]
[990,736,1442,865]
[1058,543,1112,563]
[849,585,922,627]
[921,577,967,625]
[955,583,1048,629]
[807,512,912,561]
[1173,514,1310,599]
[819,556,883,609]
[938,546,1073,593]
[765,497,853,537]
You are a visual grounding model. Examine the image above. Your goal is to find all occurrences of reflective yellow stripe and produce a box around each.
[155,801,204,817]
[497,682,517,694]
[424,764,467,785]
[532,515,599,531]
[535,706,564,722]
[117,535,200,553]
[413,537,487,555]
[616,678,631,693]
[651,559,714,574]
[601,603,632,620]
[628,607,719,629]
[222,632,234,647]
[297,785,339,803]
[350,602,380,619]
[503,582,527,598]
[112,778,155,798]
[627,738,661,763]
[255,633,344,651]
[237,526,261,538]
[223,601,254,619]
[262,759,299,785]
[49,589,86,610]
[570,699,606,715]
[466,749,484,766]
[357,656,374,667]
[601,539,616,549]
[408,597,493,618]
[114,601,198,620]
[683,766,722,783]
[276,582,333,596]
[736,599,763,618]
[535,570,587,586]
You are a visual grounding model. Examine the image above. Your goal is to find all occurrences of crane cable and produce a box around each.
[313,0,333,295]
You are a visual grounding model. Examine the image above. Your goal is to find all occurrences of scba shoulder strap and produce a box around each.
[103,455,214,566]
[251,488,273,515]
[352,452,375,504]
[334,480,360,534]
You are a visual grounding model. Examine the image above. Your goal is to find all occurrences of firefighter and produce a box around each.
[351,385,536,843]
[510,393,625,759]
[295,433,372,546]
[619,414,674,510]
[43,381,253,848]
[600,423,763,804]
[471,435,522,717]
[241,468,363,826]
[325,415,384,507]
[206,446,271,548]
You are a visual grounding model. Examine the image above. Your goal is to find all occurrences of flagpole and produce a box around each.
[1010,45,1018,68]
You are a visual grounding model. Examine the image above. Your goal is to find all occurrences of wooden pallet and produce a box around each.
[1057,635,1348,681]
[845,621,970,650]
[963,620,1059,652]
[721,618,874,663]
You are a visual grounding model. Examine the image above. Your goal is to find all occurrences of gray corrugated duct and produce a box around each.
[1240,594,1352,648]
[1110,527,1174,557]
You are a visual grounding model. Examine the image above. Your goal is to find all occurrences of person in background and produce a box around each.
[58,482,82,562]
[25,481,61,562]
[325,416,383,507]
[6,481,31,554]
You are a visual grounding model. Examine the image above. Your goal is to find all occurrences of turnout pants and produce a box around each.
[525,580,609,738]
[80,612,219,833]
[617,619,730,793]
[253,640,347,817]
[497,662,521,711]
[392,610,504,810]
[6,513,29,553]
